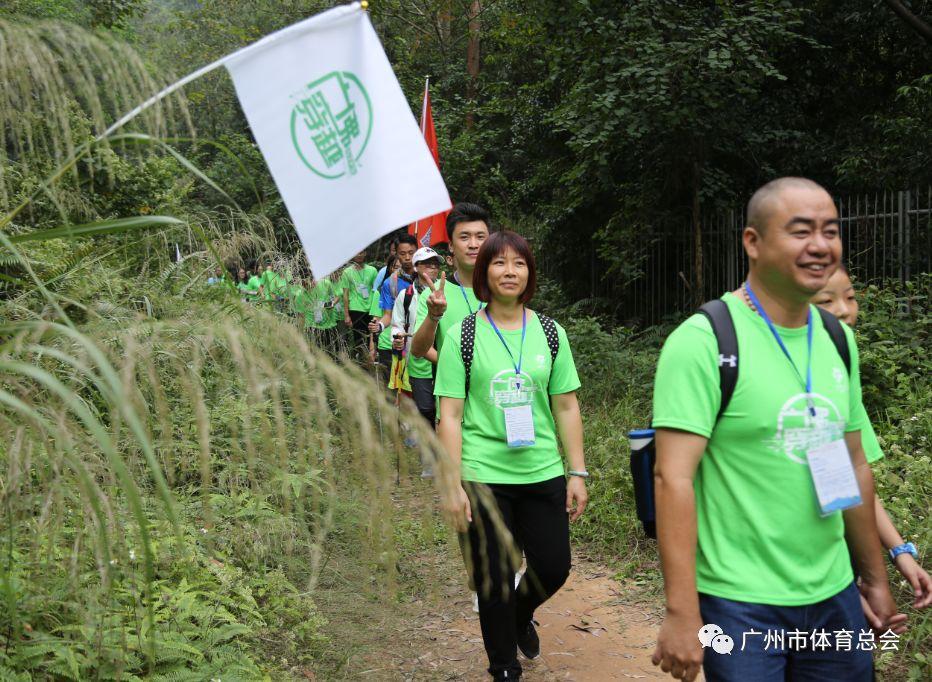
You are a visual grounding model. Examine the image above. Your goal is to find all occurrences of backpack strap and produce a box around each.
[816,307,851,376]
[699,299,739,423]
[402,284,416,333]
[537,314,560,364]
[461,312,478,396]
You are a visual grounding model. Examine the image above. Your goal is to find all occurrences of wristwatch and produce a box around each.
[889,542,918,563]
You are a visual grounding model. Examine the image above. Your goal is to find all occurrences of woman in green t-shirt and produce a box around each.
[813,267,931,625]
[435,230,588,681]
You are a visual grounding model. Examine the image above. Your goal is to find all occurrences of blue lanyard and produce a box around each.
[744,282,815,415]
[453,272,484,315]
[485,308,527,384]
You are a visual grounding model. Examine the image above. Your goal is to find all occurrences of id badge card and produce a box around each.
[357,283,370,298]
[807,439,862,516]
[313,304,324,323]
[504,404,535,448]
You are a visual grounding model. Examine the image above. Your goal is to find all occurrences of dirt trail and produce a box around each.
[375,481,678,681]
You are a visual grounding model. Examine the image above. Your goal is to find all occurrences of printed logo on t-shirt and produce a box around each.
[489,369,538,410]
[832,367,846,392]
[767,392,845,465]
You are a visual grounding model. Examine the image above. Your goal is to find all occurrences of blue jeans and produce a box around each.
[698,582,873,681]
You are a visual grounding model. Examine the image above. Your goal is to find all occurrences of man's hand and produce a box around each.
[566,476,588,522]
[368,318,382,334]
[859,579,901,635]
[443,485,472,533]
[652,610,704,681]
[894,554,932,610]
[859,591,908,635]
[392,335,405,351]
[344,313,352,326]
[423,271,447,318]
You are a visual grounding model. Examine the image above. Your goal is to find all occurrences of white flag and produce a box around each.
[225,3,450,279]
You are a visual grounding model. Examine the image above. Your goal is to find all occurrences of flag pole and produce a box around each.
[413,76,430,244]
[102,2,364,138]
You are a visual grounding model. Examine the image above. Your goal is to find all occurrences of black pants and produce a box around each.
[463,476,571,679]
[409,376,436,426]
[348,310,371,357]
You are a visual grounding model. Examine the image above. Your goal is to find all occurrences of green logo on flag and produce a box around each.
[290,71,373,179]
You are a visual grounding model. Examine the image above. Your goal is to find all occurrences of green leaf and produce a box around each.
[6,216,184,244]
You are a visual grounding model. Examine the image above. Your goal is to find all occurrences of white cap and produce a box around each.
[412,246,442,265]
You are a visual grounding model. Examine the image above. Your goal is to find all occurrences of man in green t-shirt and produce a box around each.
[339,250,378,361]
[410,202,490,364]
[651,178,900,682]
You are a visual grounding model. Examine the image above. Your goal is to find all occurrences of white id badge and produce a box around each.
[313,304,324,323]
[504,404,535,448]
[357,284,370,298]
[807,439,862,516]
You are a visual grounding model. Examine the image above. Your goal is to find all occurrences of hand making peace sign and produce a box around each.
[423,271,447,319]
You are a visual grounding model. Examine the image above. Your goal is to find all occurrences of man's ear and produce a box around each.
[743,226,762,263]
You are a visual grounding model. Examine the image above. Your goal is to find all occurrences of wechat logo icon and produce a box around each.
[698,624,734,655]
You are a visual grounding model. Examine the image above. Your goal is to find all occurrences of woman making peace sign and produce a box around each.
[435,230,588,681]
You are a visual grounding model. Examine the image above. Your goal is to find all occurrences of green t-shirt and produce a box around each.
[434,312,581,484]
[340,264,378,312]
[858,405,884,464]
[652,293,869,606]
[305,279,337,330]
[416,273,484,355]
[260,270,287,300]
[244,275,262,300]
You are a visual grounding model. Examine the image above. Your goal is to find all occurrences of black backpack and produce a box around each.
[630,300,852,539]
[460,312,561,395]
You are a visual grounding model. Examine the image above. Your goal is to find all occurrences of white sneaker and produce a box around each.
[472,591,479,613]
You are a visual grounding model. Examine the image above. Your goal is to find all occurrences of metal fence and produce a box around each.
[615,188,932,325]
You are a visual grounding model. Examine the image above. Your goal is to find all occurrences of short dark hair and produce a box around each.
[472,230,536,304]
[446,202,491,239]
[397,234,418,248]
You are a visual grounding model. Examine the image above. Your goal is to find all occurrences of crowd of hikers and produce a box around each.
[209,182,928,682]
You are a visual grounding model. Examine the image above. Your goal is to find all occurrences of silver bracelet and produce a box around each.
[568,470,589,478]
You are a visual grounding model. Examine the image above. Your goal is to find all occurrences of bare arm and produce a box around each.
[412,316,439,358]
[844,431,899,628]
[437,396,471,530]
[651,428,707,682]
[875,495,904,550]
[551,392,585,471]
[552,391,588,522]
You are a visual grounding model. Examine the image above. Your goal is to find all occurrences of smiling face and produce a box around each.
[450,220,489,272]
[814,267,858,326]
[415,258,441,287]
[487,246,529,302]
[745,185,841,300]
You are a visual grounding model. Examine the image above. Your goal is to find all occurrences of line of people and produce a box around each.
[210,186,928,682]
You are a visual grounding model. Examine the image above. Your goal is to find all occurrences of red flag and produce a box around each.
[409,78,449,247]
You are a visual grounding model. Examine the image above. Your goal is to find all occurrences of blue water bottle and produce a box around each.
[628,428,657,539]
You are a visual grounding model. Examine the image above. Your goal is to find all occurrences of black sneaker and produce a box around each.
[516,620,540,660]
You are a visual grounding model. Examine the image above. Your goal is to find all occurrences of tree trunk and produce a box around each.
[883,0,932,44]
[465,0,481,128]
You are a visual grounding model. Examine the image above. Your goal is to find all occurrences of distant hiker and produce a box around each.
[369,235,417,381]
[340,249,378,362]
[393,246,443,475]
[813,266,932,623]
[651,177,900,682]
[395,246,442,427]
[436,230,588,681]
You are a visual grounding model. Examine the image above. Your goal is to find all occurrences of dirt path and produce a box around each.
[370,480,675,681]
